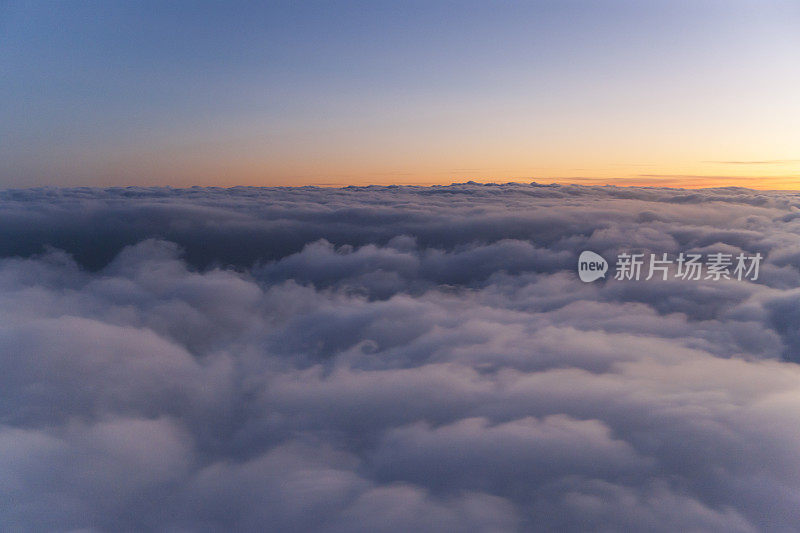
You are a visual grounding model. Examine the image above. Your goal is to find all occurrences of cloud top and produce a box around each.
[2,183,800,531]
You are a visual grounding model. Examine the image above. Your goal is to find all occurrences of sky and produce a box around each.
[1,0,799,188]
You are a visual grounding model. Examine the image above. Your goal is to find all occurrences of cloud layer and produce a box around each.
[2,183,800,531]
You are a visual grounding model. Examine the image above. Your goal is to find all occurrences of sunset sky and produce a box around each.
[7,4,800,530]
[2,0,799,188]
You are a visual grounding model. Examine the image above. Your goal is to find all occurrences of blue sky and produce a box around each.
[2,0,799,187]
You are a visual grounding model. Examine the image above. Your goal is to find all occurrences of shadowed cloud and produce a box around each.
[2,183,800,531]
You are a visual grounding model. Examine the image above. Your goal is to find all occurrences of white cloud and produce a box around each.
[2,183,800,530]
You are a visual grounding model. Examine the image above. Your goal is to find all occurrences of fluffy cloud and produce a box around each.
[2,183,800,531]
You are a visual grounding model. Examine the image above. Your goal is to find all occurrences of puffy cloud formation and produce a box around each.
[2,183,800,531]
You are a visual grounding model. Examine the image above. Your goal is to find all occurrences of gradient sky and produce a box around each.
[2,0,799,188]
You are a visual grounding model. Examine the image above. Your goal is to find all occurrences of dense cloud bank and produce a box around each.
[2,183,800,531]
